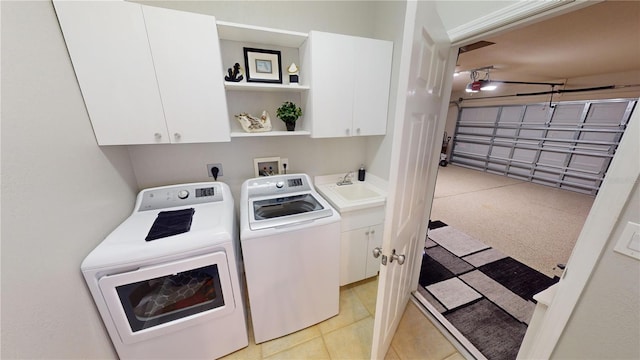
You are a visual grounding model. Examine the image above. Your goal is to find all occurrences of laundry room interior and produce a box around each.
[2,1,639,360]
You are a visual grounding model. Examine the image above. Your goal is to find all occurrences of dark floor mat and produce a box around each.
[428,220,448,230]
[445,299,527,360]
[418,252,455,287]
[478,257,558,301]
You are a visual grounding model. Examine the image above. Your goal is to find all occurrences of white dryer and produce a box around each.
[240,174,341,343]
[82,182,247,359]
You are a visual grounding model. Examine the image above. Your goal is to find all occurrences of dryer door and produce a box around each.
[98,252,235,344]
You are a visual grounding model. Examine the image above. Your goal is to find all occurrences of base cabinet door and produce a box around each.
[364,224,383,278]
[340,228,369,286]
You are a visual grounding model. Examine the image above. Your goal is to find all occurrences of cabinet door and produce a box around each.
[352,39,392,136]
[142,6,230,143]
[364,224,384,278]
[54,1,169,145]
[340,228,368,286]
[307,31,355,138]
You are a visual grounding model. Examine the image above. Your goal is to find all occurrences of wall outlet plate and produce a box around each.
[207,163,223,178]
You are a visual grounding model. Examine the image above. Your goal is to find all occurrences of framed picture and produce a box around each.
[243,48,283,84]
[254,157,282,177]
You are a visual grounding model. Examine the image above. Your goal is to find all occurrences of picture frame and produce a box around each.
[243,48,283,84]
[254,157,282,177]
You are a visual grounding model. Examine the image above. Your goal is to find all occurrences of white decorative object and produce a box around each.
[235,111,272,133]
[288,62,299,84]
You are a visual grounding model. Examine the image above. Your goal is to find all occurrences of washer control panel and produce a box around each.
[246,174,312,197]
[138,183,223,211]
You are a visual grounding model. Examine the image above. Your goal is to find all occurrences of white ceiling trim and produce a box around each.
[447,0,579,45]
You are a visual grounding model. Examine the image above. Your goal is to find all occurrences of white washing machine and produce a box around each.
[240,174,341,343]
[82,182,248,359]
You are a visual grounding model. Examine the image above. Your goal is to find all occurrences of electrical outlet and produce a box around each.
[281,158,289,174]
[207,163,223,178]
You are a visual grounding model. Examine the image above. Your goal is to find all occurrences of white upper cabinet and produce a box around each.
[54,1,230,145]
[143,6,230,144]
[301,31,393,138]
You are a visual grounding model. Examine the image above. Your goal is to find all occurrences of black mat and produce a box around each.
[428,219,448,230]
[418,252,454,286]
[478,257,558,301]
[445,299,527,360]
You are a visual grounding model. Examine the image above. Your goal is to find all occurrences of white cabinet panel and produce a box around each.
[143,6,229,143]
[364,224,383,279]
[353,39,393,136]
[54,1,168,145]
[55,1,230,145]
[339,206,384,285]
[303,31,392,138]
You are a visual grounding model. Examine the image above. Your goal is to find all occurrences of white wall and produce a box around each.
[1,1,139,358]
[553,181,640,359]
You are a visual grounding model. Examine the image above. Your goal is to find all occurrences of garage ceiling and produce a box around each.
[452,1,640,94]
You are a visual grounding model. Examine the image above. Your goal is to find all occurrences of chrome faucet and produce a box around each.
[337,171,354,186]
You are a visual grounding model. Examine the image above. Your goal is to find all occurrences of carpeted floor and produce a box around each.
[419,221,559,360]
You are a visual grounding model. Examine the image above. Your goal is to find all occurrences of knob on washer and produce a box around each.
[276,181,285,188]
[177,190,189,199]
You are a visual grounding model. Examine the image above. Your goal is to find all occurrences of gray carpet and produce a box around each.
[445,299,527,360]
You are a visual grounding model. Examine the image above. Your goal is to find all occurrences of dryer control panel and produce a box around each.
[137,182,224,211]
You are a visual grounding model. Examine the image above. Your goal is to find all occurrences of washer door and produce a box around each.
[98,252,235,344]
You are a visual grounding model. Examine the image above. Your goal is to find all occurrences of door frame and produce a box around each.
[405,0,630,358]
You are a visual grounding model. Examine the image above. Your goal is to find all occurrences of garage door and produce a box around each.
[450,99,636,195]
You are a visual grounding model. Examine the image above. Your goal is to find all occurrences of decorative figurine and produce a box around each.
[235,111,272,133]
[225,63,244,82]
[287,63,299,84]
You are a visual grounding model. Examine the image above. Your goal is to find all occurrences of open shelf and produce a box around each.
[224,82,309,92]
[230,130,311,138]
[216,21,308,48]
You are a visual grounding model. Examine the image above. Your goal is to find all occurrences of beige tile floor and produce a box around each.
[221,277,464,360]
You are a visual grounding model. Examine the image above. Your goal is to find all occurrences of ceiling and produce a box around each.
[451,1,640,95]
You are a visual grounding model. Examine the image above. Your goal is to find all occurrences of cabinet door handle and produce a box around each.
[365,231,370,235]
[356,127,361,134]
[174,133,181,140]
[372,247,382,258]
[154,133,162,140]
[370,229,375,235]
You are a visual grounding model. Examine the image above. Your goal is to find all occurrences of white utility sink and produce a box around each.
[327,183,384,202]
[315,176,387,213]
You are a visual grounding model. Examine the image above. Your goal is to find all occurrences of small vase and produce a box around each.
[286,122,296,131]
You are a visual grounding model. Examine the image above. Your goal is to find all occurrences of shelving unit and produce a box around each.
[217,21,311,138]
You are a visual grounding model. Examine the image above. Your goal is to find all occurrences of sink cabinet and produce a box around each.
[54,1,230,145]
[339,206,385,285]
[301,31,393,138]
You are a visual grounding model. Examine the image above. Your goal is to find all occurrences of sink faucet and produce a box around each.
[337,171,354,186]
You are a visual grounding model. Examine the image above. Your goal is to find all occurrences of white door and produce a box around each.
[371,1,453,358]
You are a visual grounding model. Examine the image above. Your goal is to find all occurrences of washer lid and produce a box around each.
[249,192,333,230]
